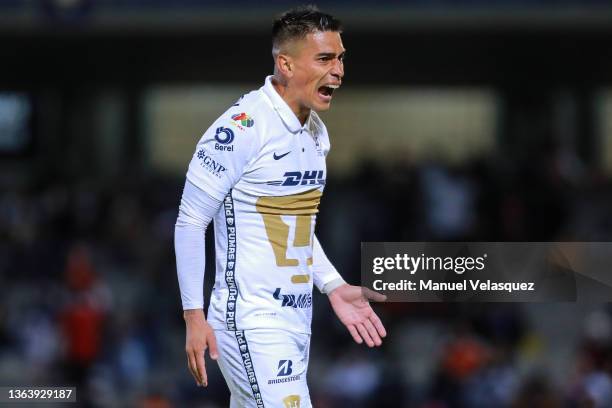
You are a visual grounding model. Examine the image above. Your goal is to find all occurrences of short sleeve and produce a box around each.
[186,119,259,201]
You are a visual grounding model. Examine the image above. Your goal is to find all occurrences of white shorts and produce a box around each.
[215,329,312,408]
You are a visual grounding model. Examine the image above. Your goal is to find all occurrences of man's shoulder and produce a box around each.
[215,87,272,136]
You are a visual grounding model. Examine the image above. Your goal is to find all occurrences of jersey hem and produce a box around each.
[208,321,312,335]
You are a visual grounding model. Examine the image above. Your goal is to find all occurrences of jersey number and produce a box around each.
[256,189,322,284]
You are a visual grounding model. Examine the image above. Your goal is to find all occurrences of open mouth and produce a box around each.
[318,84,339,100]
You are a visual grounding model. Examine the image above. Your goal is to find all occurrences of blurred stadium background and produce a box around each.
[3,0,612,407]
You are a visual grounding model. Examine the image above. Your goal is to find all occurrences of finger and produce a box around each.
[364,319,382,347]
[369,312,387,338]
[186,351,201,386]
[207,331,219,360]
[357,323,375,347]
[347,324,363,344]
[195,349,207,387]
[362,287,387,302]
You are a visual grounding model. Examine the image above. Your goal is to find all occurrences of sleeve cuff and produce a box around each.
[321,277,346,295]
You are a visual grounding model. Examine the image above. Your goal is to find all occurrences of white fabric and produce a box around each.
[312,235,344,293]
[215,328,312,408]
[321,277,347,295]
[174,180,222,310]
[178,75,340,334]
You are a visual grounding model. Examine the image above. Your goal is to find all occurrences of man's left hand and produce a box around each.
[328,284,387,347]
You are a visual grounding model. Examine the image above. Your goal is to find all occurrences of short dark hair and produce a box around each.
[272,5,342,55]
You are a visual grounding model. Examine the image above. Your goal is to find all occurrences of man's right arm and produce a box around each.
[175,180,222,310]
[176,108,260,386]
[175,180,223,387]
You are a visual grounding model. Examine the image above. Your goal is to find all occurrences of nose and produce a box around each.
[331,58,344,80]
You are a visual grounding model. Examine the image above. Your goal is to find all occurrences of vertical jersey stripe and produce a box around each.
[224,191,238,331]
[235,330,265,407]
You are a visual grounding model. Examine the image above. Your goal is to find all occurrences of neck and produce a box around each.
[271,75,310,125]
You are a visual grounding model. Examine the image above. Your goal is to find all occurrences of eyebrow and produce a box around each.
[315,50,347,58]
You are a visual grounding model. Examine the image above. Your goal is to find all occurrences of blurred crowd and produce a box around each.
[2,137,612,407]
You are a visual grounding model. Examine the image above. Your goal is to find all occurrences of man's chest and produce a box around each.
[241,128,327,195]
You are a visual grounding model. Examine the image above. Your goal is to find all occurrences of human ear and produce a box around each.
[276,54,294,78]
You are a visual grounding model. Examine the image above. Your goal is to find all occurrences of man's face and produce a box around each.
[288,31,345,112]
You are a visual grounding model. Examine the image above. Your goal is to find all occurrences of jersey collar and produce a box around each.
[262,75,310,134]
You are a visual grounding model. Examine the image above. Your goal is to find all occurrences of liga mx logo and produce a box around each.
[231,112,254,127]
[215,127,234,144]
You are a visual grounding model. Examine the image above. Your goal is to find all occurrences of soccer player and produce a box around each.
[174,6,387,407]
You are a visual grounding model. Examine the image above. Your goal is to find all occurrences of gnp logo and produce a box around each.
[214,127,234,152]
[266,170,325,187]
[196,149,226,178]
[273,288,312,309]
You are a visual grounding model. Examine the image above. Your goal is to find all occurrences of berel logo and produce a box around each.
[214,127,234,151]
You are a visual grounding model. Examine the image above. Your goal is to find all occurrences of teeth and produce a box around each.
[326,84,340,89]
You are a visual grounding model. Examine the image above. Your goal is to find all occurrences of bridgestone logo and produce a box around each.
[268,375,301,385]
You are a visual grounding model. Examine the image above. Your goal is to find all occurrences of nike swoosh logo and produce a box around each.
[273,151,291,160]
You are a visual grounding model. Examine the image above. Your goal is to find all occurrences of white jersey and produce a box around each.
[186,76,331,334]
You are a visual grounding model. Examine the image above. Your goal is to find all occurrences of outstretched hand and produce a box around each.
[328,284,387,347]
